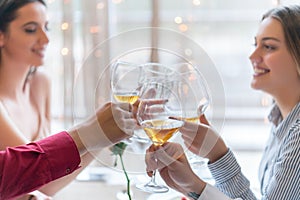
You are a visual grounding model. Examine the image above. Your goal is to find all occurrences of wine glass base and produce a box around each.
[136,183,169,193]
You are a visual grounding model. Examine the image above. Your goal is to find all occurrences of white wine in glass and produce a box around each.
[136,76,184,193]
[113,92,139,105]
[141,118,184,146]
[110,60,150,144]
[111,60,141,104]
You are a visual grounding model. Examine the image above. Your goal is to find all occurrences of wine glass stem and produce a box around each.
[150,170,157,185]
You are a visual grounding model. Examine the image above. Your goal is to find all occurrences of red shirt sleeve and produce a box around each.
[0,131,81,199]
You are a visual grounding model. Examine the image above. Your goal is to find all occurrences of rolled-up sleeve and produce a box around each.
[0,131,81,199]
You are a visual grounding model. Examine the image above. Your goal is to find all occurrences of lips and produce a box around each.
[253,67,270,76]
[32,48,46,58]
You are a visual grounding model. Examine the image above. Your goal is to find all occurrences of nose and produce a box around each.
[39,28,49,46]
[249,47,262,66]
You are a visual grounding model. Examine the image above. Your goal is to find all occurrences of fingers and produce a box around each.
[199,114,210,125]
[180,121,214,157]
[145,143,185,171]
[180,121,210,140]
[131,99,139,119]
[143,87,156,98]
[143,99,168,106]
[111,103,137,137]
[155,143,184,168]
[145,144,159,174]
[179,121,198,146]
[113,102,132,112]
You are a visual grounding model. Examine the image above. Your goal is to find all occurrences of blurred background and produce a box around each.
[41,0,298,199]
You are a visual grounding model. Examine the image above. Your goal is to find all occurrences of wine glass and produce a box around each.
[129,62,178,141]
[111,60,141,104]
[110,60,150,144]
[172,62,210,168]
[136,77,184,193]
[138,62,176,85]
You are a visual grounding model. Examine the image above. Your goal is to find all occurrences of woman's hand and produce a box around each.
[145,142,206,197]
[180,115,228,163]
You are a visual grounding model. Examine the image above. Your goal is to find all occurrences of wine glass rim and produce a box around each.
[113,60,140,67]
[140,62,175,73]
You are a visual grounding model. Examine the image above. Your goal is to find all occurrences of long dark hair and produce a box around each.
[0,0,46,33]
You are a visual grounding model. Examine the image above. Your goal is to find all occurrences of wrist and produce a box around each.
[72,117,113,152]
[208,141,228,164]
[187,192,200,200]
[68,129,87,156]
[186,177,206,199]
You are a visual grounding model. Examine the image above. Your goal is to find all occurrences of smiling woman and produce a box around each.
[249,17,300,104]
[0,0,50,147]
[0,0,95,199]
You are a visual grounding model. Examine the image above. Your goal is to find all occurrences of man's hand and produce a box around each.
[70,102,137,153]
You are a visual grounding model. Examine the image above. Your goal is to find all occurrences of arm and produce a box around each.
[207,120,300,200]
[180,116,257,199]
[37,101,136,196]
[0,131,81,200]
[208,150,256,199]
[38,102,136,196]
[0,102,135,199]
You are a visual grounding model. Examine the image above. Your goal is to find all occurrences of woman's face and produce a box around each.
[0,1,49,67]
[249,17,300,97]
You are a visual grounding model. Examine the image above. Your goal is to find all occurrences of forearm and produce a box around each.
[37,130,97,196]
[0,131,81,199]
[39,151,95,196]
[68,129,88,156]
[208,149,256,200]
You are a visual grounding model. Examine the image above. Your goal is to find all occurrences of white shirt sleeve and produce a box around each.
[198,184,242,200]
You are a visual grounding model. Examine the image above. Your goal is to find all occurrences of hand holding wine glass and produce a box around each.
[111,60,151,144]
[136,79,184,193]
[173,62,211,168]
